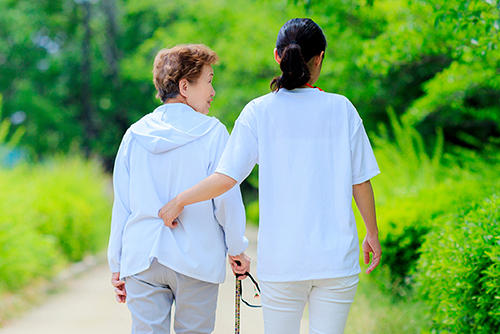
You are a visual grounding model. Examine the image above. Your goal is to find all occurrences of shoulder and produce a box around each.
[206,116,230,139]
[114,129,134,165]
[209,117,228,131]
[322,92,361,121]
[251,92,275,105]
[320,92,353,107]
[120,128,134,146]
[237,92,276,123]
[244,92,276,111]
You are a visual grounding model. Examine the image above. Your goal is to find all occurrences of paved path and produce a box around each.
[0,226,309,334]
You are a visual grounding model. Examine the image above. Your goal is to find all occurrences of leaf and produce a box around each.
[458,1,470,12]
[434,13,446,29]
[0,120,9,143]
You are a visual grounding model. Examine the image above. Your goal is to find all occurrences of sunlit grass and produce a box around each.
[0,156,111,296]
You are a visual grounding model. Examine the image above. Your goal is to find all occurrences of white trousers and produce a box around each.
[125,258,219,334]
[260,275,359,334]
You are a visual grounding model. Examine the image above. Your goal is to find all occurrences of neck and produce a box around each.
[166,95,187,104]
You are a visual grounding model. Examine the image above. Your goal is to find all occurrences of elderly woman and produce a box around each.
[108,44,250,334]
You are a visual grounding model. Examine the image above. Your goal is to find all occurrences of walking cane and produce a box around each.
[235,276,242,334]
[234,261,261,334]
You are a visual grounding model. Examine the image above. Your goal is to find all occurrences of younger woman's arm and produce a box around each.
[353,180,381,274]
[158,172,237,227]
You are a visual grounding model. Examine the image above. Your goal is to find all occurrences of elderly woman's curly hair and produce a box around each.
[153,44,219,103]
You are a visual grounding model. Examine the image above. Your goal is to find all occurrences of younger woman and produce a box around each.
[159,20,381,334]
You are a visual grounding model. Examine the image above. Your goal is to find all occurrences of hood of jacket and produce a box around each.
[129,103,219,154]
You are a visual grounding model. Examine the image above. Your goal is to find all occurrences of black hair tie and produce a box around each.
[289,40,297,45]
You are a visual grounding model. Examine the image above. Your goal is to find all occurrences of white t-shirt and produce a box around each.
[216,88,380,282]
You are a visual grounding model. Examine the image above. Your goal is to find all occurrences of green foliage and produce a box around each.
[0,1,498,329]
[417,195,500,333]
[378,225,429,294]
[0,167,62,292]
[360,110,443,291]
[245,200,259,225]
[0,220,62,293]
[347,109,500,331]
[370,108,443,199]
[0,156,111,293]
[0,94,25,162]
[1,0,498,168]
[432,0,500,59]
[120,0,300,124]
[29,157,112,261]
[356,110,500,297]
[358,0,500,148]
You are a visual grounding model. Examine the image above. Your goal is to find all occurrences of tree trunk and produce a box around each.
[81,1,96,157]
[101,0,130,171]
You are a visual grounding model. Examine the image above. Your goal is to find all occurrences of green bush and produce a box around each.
[30,157,112,262]
[0,156,111,293]
[245,200,259,225]
[356,110,500,296]
[0,175,62,293]
[416,195,500,333]
[368,173,500,295]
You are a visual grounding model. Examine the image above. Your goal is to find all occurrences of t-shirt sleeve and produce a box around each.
[348,101,380,185]
[215,104,258,184]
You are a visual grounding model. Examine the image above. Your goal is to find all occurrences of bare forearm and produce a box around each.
[159,172,238,228]
[176,172,237,207]
[353,180,378,236]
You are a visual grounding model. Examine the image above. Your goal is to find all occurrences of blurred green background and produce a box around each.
[1,0,499,332]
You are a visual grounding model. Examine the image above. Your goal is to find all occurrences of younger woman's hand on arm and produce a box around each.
[158,172,238,228]
[353,180,382,274]
[158,197,183,228]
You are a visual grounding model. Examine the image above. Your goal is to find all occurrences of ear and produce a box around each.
[314,51,325,67]
[274,48,281,64]
[178,78,189,98]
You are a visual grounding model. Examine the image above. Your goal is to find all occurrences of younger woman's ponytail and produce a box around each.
[271,18,327,92]
[271,43,310,91]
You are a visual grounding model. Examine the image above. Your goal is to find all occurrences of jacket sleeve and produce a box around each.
[210,124,249,256]
[107,131,132,273]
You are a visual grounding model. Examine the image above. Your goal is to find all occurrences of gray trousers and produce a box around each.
[125,258,219,334]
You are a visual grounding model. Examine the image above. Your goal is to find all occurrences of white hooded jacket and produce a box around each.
[108,103,248,283]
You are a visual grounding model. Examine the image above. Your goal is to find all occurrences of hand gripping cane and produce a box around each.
[234,261,261,334]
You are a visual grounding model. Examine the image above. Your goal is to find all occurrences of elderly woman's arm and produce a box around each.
[353,180,381,274]
[158,172,237,227]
